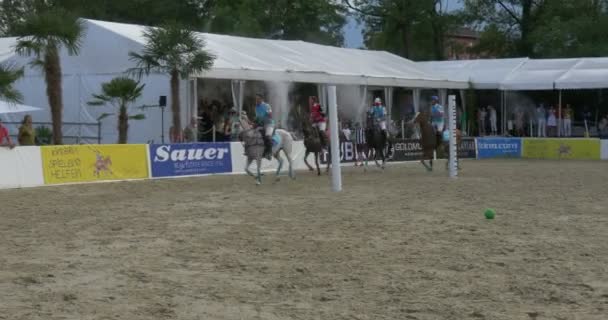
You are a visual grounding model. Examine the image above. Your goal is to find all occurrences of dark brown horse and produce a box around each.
[365,114,388,169]
[302,119,329,175]
[412,112,461,172]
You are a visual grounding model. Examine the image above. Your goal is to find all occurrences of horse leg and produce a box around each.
[420,159,432,172]
[275,153,283,181]
[286,149,295,180]
[326,147,331,174]
[315,152,321,176]
[245,158,254,177]
[374,148,381,168]
[304,150,314,171]
[256,158,262,185]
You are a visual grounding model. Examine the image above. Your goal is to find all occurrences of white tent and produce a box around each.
[0,101,41,114]
[555,58,608,90]
[90,19,465,89]
[418,58,529,90]
[0,19,466,144]
[500,58,581,90]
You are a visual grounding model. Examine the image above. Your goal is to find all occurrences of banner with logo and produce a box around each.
[320,141,358,164]
[41,145,149,184]
[477,137,522,159]
[391,139,425,161]
[522,138,600,160]
[391,137,476,162]
[150,143,232,177]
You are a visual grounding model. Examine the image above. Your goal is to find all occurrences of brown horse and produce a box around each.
[302,118,329,175]
[412,112,461,172]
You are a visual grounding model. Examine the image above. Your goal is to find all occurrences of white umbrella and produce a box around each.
[0,100,42,114]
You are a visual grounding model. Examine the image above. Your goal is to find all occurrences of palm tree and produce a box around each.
[14,9,85,145]
[129,23,215,138]
[88,77,146,144]
[0,63,24,103]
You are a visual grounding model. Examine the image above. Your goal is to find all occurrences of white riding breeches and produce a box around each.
[313,121,326,132]
[378,120,387,131]
[433,123,445,133]
[264,125,274,137]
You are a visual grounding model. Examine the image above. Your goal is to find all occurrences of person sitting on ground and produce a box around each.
[0,117,15,149]
[18,114,35,146]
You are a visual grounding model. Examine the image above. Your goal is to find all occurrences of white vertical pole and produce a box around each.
[558,90,562,137]
[448,95,458,179]
[328,85,342,192]
[193,78,198,140]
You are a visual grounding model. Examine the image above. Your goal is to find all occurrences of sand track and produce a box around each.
[1,160,607,319]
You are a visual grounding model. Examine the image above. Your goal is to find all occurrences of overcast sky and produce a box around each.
[343,0,464,48]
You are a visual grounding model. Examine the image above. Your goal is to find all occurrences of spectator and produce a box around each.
[0,117,15,149]
[563,104,572,137]
[598,114,608,139]
[488,105,497,136]
[536,104,546,137]
[224,109,239,141]
[547,106,557,137]
[353,122,366,166]
[479,107,487,136]
[515,109,525,137]
[18,114,35,146]
[169,125,183,143]
[183,117,197,143]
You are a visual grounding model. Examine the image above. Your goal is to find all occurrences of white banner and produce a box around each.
[0,146,44,189]
[601,140,608,160]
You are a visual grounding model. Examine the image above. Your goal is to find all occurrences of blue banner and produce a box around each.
[150,143,232,177]
[477,138,522,159]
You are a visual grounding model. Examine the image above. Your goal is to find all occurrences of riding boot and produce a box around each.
[263,135,272,160]
[318,129,328,150]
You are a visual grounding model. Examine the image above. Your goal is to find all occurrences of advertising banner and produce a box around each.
[602,140,608,160]
[320,141,357,164]
[522,138,600,160]
[41,145,149,184]
[391,138,476,162]
[149,143,232,177]
[477,138,522,159]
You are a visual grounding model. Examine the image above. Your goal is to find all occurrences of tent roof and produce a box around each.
[418,58,528,89]
[0,37,17,63]
[87,19,467,89]
[554,57,608,90]
[500,58,580,90]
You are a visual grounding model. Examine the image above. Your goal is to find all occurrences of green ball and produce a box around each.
[484,209,496,220]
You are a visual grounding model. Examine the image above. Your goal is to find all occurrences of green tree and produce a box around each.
[463,0,608,58]
[88,77,146,144]
[14,9,86,145]
[344,0,458,60]
[0,63,24,103]
[205,0,347,45]
[129,23,215,136]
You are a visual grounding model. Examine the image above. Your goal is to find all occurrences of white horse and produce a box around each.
[238,113,295,185]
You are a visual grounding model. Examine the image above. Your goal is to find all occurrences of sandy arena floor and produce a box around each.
[1,160,607,320]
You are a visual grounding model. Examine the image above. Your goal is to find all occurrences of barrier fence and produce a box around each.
[1,137,606,189]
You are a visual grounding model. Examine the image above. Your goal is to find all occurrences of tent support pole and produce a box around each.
[328,85,342,192]
[558,90,562,137]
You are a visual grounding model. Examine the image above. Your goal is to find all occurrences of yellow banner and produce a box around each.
[522,139,600,160]
[42,144,149,184]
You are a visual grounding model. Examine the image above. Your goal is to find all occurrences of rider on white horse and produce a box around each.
[255,93,274,160]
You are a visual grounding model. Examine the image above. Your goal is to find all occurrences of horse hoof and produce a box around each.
[256,181,261,186]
